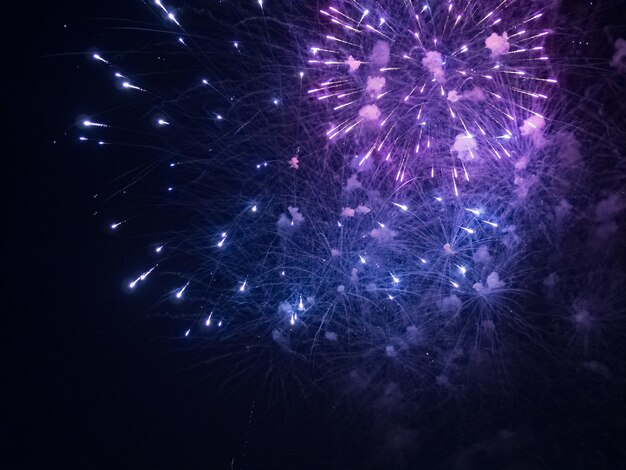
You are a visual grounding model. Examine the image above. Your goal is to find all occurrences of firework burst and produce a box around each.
[71,0,626,401]
[308,0,556,193]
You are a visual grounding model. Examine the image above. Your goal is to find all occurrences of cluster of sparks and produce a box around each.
[309,0,554,192]
[76,0,620,386]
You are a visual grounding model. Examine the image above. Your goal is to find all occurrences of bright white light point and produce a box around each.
[239,280,247,292]
[482,220,499,227]
[205,312,213,326]
[176,282,189,299]
[377,222,385,228]
[83,120,106,127]
[202,79,208,85]
[420,258,427,264]
[218,321,222,327]
[115,73,123,78]
[129,265,157,289]
[92,54,108,64]
[290,315,295,326]
[251,205,257,212]
[79,137,87,141]
[281,271,285,276]
[258,0,263,8]
[216,114,223,120]
[434,197,443,202]
[299,72,304,78]
[273,99,279,105]
[110,222,123,230]
[465,208,481,216]
[391,273,400,284]
[233,42,239,48]
[155,245,163,253]
[122,81,144,91]
[359,255,366,264]
[167,13,179,25]
[157,119,170,126]
[184,329,190,337]
[458,265,467,275]
[450,281,459,288]
[393,203,408,211]
[461,227,475,234]
[298,296,304,311]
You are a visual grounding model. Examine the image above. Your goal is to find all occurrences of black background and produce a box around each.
[6,0,626,468]
[6,1,367,467]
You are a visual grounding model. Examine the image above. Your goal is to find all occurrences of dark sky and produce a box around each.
[6,0,626,468]
[7,2,364,467]
[8,1,254,467]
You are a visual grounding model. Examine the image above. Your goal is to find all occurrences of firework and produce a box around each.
[72,0,626,397]
[309,0,555,193]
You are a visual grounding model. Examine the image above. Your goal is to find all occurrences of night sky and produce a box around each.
[7,0,626,468]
